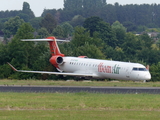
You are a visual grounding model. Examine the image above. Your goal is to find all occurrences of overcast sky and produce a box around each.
[0,0,160,17]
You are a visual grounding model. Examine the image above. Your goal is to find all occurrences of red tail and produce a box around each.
[47,36,64,57]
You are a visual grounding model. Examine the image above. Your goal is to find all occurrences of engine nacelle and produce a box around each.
[49,56,64,67]
[78,56,88,58]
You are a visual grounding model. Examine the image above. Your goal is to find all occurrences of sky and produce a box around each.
[0,0,160,17]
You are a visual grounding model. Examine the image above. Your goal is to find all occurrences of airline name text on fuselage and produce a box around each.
[98,63,121,74]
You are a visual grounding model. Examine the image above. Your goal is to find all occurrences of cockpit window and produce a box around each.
[132,67,147,71]
[133,68,138,70]
[139,68,147,71]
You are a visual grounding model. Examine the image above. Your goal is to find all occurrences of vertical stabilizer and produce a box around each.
[47,36,64,57]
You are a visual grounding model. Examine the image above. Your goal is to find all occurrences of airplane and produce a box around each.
[8,36,151,82]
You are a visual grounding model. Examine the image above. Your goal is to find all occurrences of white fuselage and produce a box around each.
[58,57,151,81]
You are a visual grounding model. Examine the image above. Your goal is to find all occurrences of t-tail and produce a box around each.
[22,36,65,57]
[21,36,66,69]
[47,36,65,57]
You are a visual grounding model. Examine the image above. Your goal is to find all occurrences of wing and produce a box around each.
[7,63,98,77]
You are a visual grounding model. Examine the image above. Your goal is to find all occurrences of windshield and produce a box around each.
[132,67,148,71]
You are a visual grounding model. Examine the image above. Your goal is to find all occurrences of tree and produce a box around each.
[61,22,73,37]
[83,0,106,9]
[53,25,64,38]
[123,21,137,32]
[0,63,12,79]
[136,25,147,33]
[0,43,9,65]
[3,16,24,38]
[8,23,34,67]
[138,33,153,49]
[82,0,106,17]
[150,62,160,81]
[41,9,57,17]
[22,2,35,19]
[40,13,57,34]
[18,13,30,22]
[2,23,34,79]
[74,43,105,59]
[112,21,127,32]
[101,4,117,23]
[156,39,160,50]
[70,15,85,27]
[0,22,4,30]
[72,27,91,47]
[71,27,105,59]
[64,0,83,11]
[29,17,42,30]
[135,33,160,64]
[112,21,126,47]
[59,27,106,59]
[136,48,160,64]
[104,46,126,61]
[121,33,139,60]
[37,27,50,38]
[6,23,53,79]
[83,16,103,36]
[83,16,117,48]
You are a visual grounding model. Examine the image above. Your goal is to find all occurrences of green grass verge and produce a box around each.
[1,110,160,120]
[0,92,160,120]
[1,79,160,87]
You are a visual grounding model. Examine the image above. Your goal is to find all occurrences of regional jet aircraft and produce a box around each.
[8,36,151,81]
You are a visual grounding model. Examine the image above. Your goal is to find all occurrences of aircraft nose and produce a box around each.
[144,73,151,80]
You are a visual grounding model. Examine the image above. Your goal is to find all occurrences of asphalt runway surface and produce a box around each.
[0,85,160,94]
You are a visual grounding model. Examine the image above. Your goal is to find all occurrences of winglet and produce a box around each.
[7,62,18,71]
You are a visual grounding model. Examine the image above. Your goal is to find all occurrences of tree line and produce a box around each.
[44,0,160,31]
[1,1,160,32]
[0,15,160,81]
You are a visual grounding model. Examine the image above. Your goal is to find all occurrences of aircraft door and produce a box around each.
[126,67,130,79]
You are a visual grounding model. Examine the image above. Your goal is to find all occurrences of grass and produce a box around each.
[0,80,160,119]
[0,92,160,119]
[1,110,160,120]
[1,79,160,87]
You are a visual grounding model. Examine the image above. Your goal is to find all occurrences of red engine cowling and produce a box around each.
[49,56,64,68]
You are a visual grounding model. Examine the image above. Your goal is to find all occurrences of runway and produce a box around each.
[0,85,160,94]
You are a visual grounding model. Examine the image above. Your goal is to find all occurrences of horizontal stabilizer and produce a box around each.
[21,39,53,41]
[7,62,18,71]
[21,39,69,42]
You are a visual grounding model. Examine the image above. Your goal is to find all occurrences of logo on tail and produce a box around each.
[47,36,64,57]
